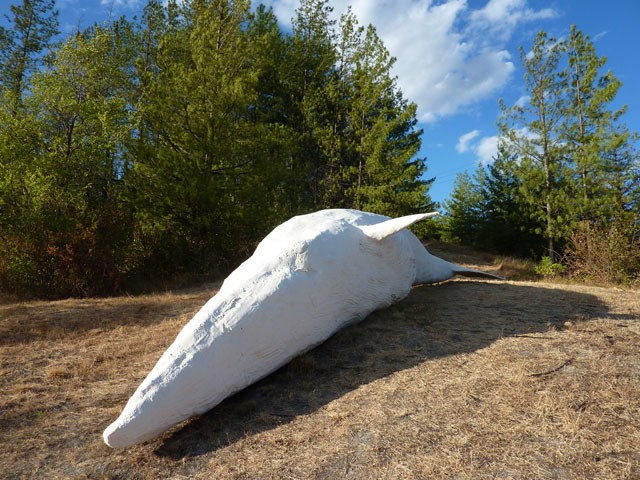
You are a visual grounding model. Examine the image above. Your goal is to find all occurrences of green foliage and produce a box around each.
[534,256,566,278]
[443,25,639,283]
[129,0,262,272]
[476,148,543,256]
[0,0,433,297]
[498,30,567,261]
[0,22,138,296]
[441,170,485,245]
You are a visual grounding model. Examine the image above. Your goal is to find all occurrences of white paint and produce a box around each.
[103,209,496,448]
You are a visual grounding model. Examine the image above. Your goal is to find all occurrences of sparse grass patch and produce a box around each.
[492,254,539,280]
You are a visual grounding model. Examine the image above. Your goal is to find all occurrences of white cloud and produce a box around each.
[487,127,546,164]
[593,30,608,42]
[515,95,530,108]
[260,0,557,123]
[476,135,499,165]
[259,0,300,24]
[469,0,558,40]
[100,0,144,9]
[456,130,480,153]
[455,131,498,165]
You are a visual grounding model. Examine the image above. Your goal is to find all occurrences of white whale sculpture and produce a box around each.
[103,209,498,448]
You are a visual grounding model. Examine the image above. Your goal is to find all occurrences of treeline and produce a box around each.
[441,27,640,284]
[0,0,432,296]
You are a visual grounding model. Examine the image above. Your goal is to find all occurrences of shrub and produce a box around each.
[534,255,567,277]
[564,220,640,285]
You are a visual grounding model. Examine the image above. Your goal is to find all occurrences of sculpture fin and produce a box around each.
[408,233,504,284]
[360,212,439,241]
[449,264,504,280]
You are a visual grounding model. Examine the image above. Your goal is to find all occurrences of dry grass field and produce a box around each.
[1,246,639,479]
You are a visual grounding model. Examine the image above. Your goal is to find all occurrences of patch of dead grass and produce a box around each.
[0,262,638,479]
[424,240,538,281]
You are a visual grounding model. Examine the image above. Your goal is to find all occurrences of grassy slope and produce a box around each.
[1,246,639,479]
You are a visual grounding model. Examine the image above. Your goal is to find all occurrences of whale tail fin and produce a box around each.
[360,212,439,241]
[409,233,504,284]
[449,264,504,280]
[413,252,504,285]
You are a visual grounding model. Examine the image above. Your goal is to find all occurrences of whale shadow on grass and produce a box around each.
[154,280,610,460]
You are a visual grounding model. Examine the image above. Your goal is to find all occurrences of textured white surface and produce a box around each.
[103,209,490,448]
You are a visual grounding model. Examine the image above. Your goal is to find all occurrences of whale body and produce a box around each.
[103,209,498,448]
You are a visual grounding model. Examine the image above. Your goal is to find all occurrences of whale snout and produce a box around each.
[103,406,176,448]
[103,416,137,448]
[103,420,129,448]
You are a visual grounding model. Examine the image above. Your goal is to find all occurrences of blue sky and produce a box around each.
[2,0,638,205]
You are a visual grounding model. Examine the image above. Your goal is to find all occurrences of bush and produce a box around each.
[534,255,567,277]
[564,220,640,285]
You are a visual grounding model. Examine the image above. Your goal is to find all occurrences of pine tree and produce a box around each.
[441,170,485,245]
[479,147,543,255]
[130,0,266,271]
[558,25,633,226]
[284,0,336,208]
[498,31,567,262]
[0,0,439,294]
[292,7,432,216]
[244,4,304,222]
[0,0,59,113]
[312,7,360,208]
[349,24,431,216]
[489,25,639,277]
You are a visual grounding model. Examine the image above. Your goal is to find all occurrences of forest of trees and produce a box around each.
[1,0,638,297]
[0,0,433,296]
[441,27,640,284]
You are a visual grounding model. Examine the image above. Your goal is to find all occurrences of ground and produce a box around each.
[1,246,639,479]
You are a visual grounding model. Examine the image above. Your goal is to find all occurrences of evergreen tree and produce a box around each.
[0,0,437,295]
[284,0,336,208]
[349,24,431,216]
[478,147,543,256]
[559,25,628,224]
[442,170,485,245]
[0,0,59,113]
[312,7,359,208]
[244,4,304,222]
[130,0,266,272]
[286,6,432,216]
[498,31,568,262]
[487,25,639,278]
